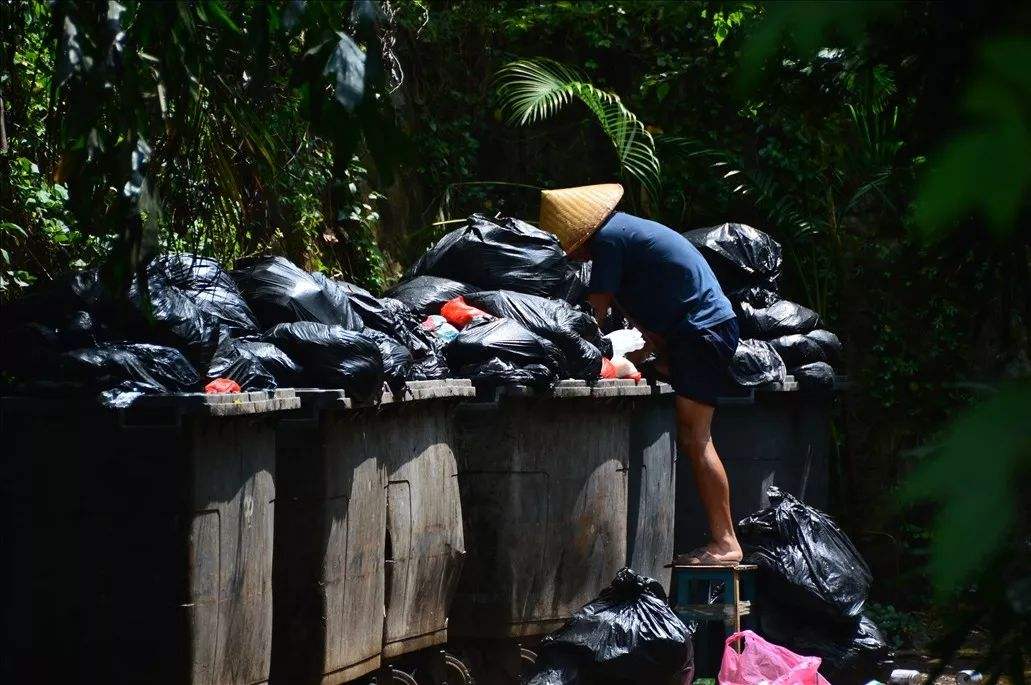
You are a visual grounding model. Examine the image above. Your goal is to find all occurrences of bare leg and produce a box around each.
[675,395,742,563]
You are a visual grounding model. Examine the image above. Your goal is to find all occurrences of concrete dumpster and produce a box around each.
[0,390,299,685]
[626,381,677,591]
[377,380,475,660]
[271,389,388,685]
[675,375,845,553]
[449,378,651,640]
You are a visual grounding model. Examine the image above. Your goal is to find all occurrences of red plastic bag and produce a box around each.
[441,296,490,329]
[600,357,618,379]
[205,378,241,394]
[719,630,829,685]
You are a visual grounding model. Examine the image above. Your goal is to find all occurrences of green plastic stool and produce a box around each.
[670,564,757,636]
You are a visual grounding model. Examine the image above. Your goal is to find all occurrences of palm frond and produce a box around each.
[495,58,661,200]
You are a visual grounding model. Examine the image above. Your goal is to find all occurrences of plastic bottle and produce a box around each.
[889,670,928,685]
[956,671,983,684]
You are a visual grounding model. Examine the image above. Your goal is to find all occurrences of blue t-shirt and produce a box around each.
[588,212,735,334]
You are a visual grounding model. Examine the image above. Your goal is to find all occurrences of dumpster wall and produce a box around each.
[674,384,833,553]
[449,380,648,639]
[627,383,677,590]
[1,391,297,685]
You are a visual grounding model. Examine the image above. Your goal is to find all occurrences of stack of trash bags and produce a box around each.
[738,487,891,684]
[683,223,842,390]
[0,214,613,406]
[527,568,694,685]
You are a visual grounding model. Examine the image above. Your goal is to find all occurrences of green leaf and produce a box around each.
[324,32,367,113]
[900,382,1031,595]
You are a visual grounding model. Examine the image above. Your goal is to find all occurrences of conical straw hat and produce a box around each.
[539,183,624,253]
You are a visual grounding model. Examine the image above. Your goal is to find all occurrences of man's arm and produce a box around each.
[587,292,614,326]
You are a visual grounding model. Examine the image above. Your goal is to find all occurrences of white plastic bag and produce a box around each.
[604,328,645,358]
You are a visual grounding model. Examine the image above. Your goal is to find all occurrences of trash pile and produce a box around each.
[0,215,614,405]
[683,223,843,389]
[527,568,694,685]
[738,487,891,684]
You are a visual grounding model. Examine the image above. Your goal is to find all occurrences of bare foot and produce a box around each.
[675,540,743,565]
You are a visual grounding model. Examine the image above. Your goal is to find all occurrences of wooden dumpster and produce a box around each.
[271,390,388,685]
[627,381,677,590]
[377,380,474,659]
[449,378,651,639]
[0,390,298,685]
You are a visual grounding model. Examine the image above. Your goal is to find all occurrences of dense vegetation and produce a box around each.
[2,0,1028,674]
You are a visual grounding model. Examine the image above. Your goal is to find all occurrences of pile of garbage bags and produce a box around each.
[683,223,842,388]
[0,214,608,405]
[738,487,891,683]
[527,568,694,685]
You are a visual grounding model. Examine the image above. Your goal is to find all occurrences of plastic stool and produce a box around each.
[670,564,757,635]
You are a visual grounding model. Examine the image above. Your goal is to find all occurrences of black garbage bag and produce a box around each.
[231,256,364,330]
[207,337,302,390]
[465,290,603,380]
[406,214,582,301]
[408,350,451,381]
[739,486,872,622]
[385,275,477,316]
[770,330,842,367]
[362,329,413,391]
[807,329,842,363]
[446,317,567,377]
[759,607,890,683]
[324,277,438,358]
[265,322,383,402]
[529,568,693,685]
[150,254,259,336]
[792,361,835,390]
[58,343,201,407]
[683,223,782,291]
[729,339,786,386]
[60,310,102,348]
[737,300,820,339]
[0,268,107,332]
[458,357,557,389]
[730,285,781,309]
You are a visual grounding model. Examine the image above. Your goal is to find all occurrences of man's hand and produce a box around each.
[586,292,614,326]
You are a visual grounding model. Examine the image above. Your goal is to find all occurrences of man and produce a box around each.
[539,183,742,564]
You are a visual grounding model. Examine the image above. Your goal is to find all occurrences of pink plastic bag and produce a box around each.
[718,630,829,685]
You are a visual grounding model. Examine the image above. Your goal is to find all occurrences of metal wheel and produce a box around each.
[441,651,475,685]
[519,647,538,684]
[369,667,419,685]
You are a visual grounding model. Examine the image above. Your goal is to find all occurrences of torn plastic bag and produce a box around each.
[265,321,384,402]
[758,608,890,682]
[149,254,258,336]
[465,290,603,380]
[231,256,364,329]
[362,329,413,391]
[730,285,781,309]
[458,357,557,389]
[792,362,835,391]
[422,315,460,345]
[406,214,582,300]
[58,343,201,407]
[445,317,567,377]
[739,487,872,622]
[386,275,477,316]
[683,223,782,291]
[441,296,492,329]
[738,300,820,339]
[729,339,787,386]
[529,568,693,685]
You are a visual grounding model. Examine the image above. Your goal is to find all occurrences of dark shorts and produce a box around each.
[667,317,739,407]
